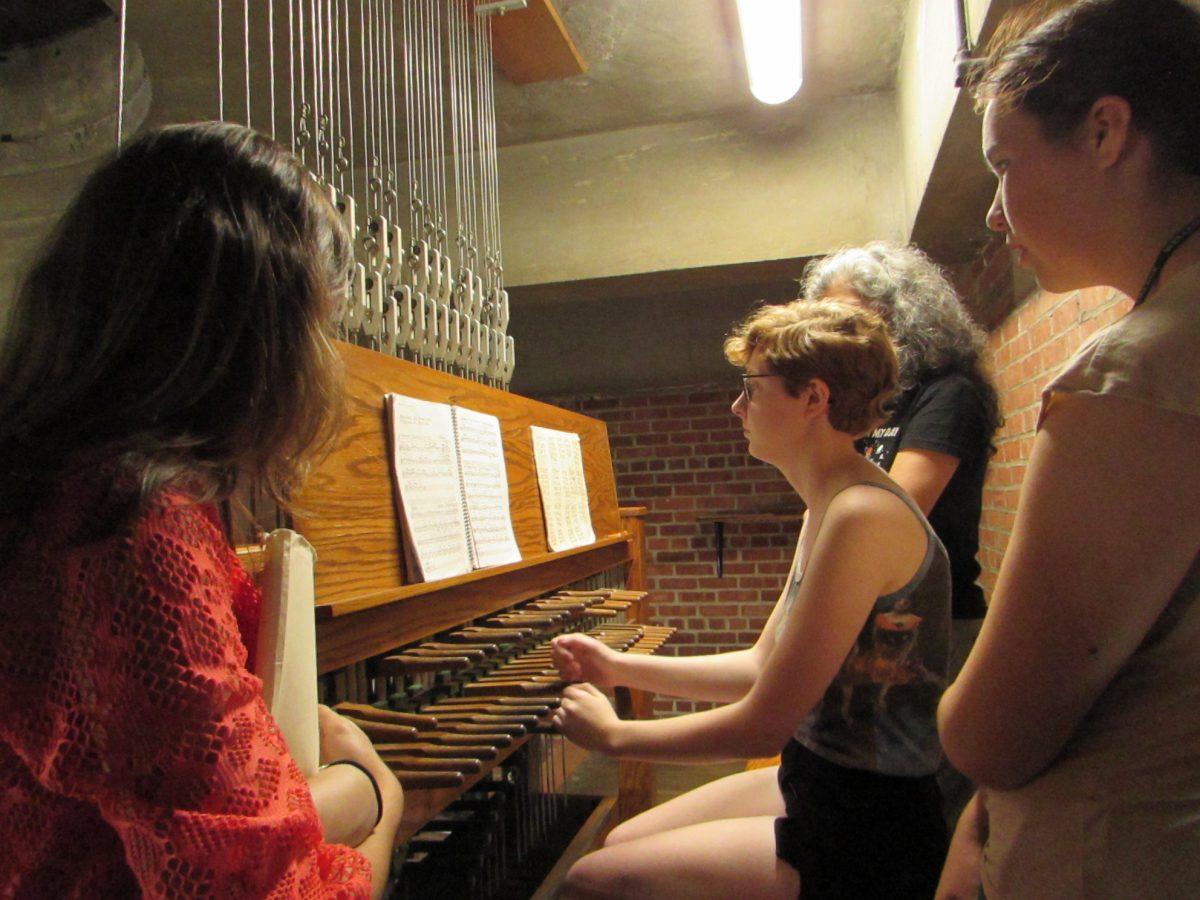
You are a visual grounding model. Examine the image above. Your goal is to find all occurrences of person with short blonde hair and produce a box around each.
[550,299,951,899]
[722,299,899,437]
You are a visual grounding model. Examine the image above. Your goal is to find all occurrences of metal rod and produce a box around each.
[116,0,128,147]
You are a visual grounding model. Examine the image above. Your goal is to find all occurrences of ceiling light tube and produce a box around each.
[736,0,803,105]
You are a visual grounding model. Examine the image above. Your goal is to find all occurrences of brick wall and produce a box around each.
[551,386,801,715]
[548,269,1134,716]
[975,283,1131,593]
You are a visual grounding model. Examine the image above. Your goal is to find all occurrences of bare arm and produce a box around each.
[552,534,803,702]
[307,767,403,900]
[354,799,405,900]
[938,394,1200,789]
[555,490,923,762]
[888,448,960,516]
[308,763,380,846]
[553,601,790,702]
[312,706,404,900]
[935,791,988,900]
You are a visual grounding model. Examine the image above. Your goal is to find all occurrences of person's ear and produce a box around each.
[1080,95,1133,171]
[805,378,832,414]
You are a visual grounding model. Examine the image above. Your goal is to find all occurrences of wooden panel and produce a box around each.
[317,536,631,620]
[293,341,623,618]
[619,507,648,592]
[617,754,655,824]
[491,0,586,84]
[315,538,631,673]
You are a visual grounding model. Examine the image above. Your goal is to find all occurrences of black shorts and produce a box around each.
[774,740,948,900]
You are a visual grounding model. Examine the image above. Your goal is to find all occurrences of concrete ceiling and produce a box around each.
[495,0,907,146]
[94,1,909,147]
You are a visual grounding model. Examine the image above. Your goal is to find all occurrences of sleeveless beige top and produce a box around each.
[983,262,1200,899]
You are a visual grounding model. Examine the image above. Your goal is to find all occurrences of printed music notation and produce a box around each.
[454,406,524,569]
[386,394,522,582]
[530,425,596,552]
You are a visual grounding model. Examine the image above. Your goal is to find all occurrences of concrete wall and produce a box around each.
[499,91,906,287]
[896,0,962,231]
[895,0,1001,235]
[0,16,149,336]
[509,274,801,397]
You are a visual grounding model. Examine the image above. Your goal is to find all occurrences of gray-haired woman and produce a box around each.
[803,241,1001,825]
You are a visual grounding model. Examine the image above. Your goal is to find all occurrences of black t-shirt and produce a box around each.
[860,373,991,620]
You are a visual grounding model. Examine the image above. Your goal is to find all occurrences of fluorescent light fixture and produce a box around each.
[736,0,803,105]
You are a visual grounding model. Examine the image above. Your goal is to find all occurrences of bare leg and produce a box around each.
[561,815,799,900]
[606,764,784,846]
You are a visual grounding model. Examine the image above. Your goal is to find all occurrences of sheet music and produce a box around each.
[386,394,473,581]
[254,529,320,776]
[530,425,596,552]
[453,407,522,569]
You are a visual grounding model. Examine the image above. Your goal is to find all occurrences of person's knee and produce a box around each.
[561,851,632,900]
[603,819,639,847]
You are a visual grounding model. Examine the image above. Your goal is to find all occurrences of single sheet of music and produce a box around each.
[530,425,596,552]
[453,406,522,568]
[386,394,474,581]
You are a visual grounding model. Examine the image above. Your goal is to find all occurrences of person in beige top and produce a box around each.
[936,1,1200,898]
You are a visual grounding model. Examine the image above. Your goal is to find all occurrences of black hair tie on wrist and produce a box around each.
[323,759,384,830]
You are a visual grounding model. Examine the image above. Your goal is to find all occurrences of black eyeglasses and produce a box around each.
[739,373,785,401]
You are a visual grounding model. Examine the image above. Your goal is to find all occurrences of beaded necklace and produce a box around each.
[1134,213,1200,305]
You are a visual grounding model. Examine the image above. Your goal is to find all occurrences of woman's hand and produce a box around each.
[551,633,620,687]
[552,683,623,753]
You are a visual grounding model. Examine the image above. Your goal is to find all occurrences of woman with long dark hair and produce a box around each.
[0,122,401,898]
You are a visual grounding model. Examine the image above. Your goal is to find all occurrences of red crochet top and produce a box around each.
[0,473,372,898]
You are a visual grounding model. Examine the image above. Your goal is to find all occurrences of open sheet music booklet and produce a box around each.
[530,425,596,552]
[386,393,522,581]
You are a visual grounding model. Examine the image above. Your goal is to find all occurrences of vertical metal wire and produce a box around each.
[434,0,448,256]
[312,0,323,181]
[243,0,251,127]
[485,13,502,286]
[403,0,417,239]
[364,0,374,214]
[343,0,355,200]
[360,0,371,230]
[218,0,225,120]
[448,1,462,269]
[298,0,307,160]
[387,0,401,228]
[268,0,276,138]
[289,0,296,151]
[116,0,128,147]
[328,0,340,190]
